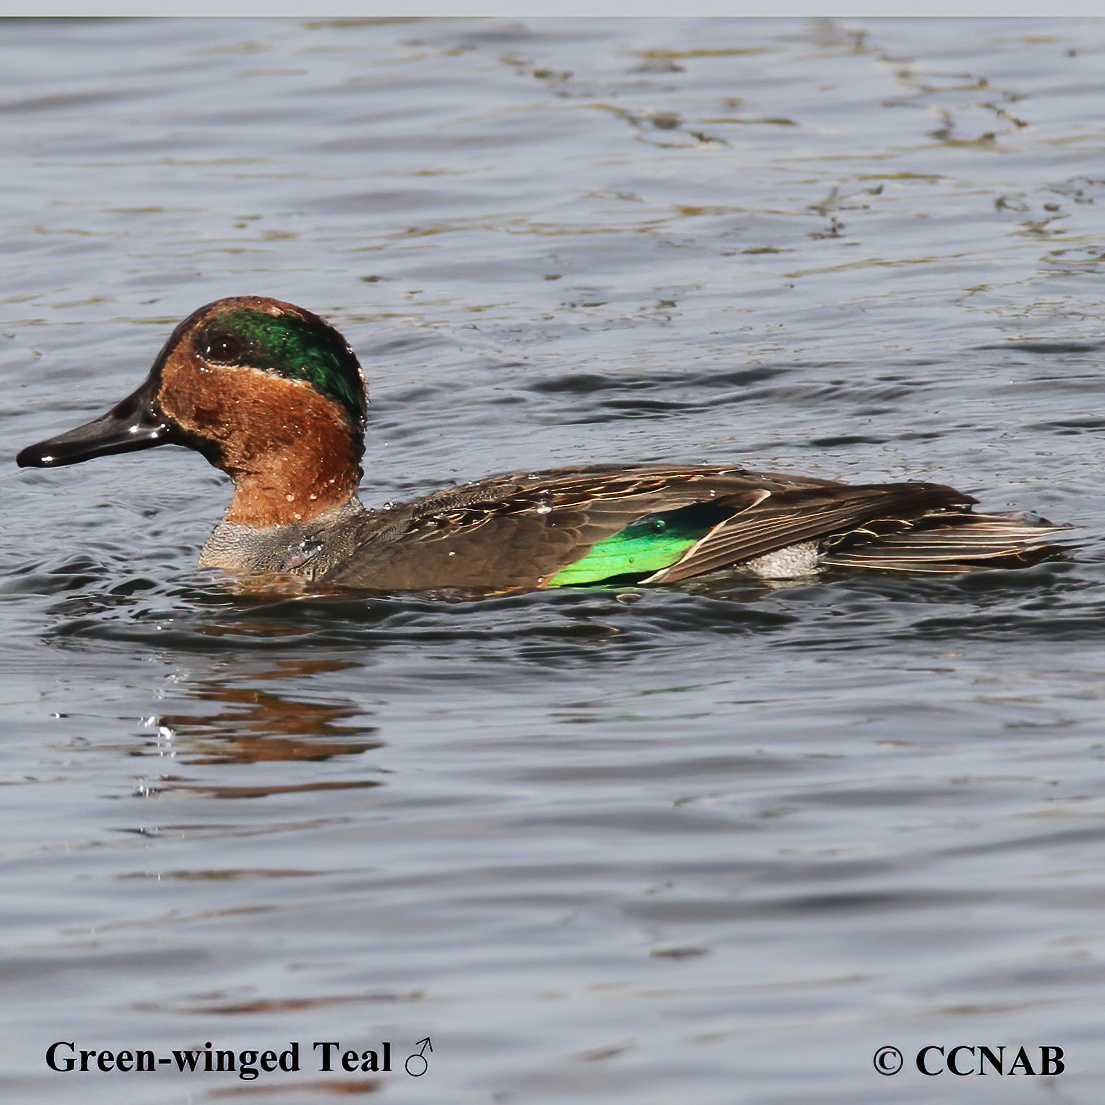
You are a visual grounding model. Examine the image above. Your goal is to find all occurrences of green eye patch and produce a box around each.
[197,307,366,426]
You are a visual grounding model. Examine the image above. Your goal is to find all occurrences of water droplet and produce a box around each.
[536,503,552,515]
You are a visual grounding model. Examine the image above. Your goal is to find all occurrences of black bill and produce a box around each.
[16,375,176,469]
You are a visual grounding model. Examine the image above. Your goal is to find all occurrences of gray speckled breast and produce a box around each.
[198,498,369,580]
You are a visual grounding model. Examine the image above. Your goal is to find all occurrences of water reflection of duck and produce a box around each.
[18,296,1066,594]
[157,657,380,766]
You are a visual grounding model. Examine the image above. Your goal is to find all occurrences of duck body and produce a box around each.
[17,297,1064,595]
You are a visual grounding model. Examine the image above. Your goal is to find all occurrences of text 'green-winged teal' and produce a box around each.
[16,297,1067,595]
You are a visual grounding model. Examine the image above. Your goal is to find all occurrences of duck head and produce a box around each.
[17,296,368,528]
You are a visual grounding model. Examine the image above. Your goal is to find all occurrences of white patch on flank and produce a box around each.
[741,541,820,579]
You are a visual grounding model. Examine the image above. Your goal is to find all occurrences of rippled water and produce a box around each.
[3,17,1105,1104]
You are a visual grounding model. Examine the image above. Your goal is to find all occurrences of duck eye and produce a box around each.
[203,335,242,363]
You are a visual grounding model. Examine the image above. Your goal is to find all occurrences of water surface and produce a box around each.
[3,17,1105,1104]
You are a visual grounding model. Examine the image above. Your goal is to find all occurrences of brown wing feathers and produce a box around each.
[821,514,1067,572]
[647,482,974,583]
[330,464,1064,590]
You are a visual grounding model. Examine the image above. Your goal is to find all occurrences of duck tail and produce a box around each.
[819,511,1071,573]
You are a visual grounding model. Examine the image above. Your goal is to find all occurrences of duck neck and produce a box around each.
[223,429,364,528]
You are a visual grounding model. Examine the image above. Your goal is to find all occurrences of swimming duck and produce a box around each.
[17,296,1064,593]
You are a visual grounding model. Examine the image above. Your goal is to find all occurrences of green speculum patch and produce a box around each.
[199,308,366,425]
[545,503,729,587]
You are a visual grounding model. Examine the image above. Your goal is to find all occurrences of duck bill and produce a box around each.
[16,376,175,469]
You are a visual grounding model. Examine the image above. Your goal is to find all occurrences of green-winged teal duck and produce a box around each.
[17,296,1065,593]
